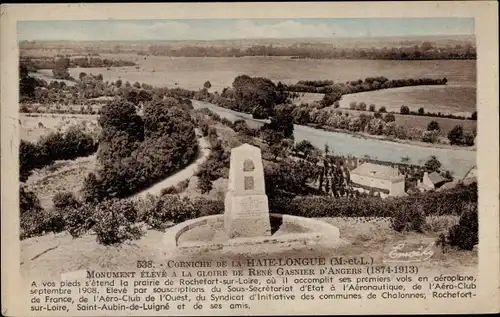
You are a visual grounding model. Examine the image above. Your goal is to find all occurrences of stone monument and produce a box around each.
[224,144,271,238]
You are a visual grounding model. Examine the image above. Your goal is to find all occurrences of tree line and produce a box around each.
[139,42,476,60]
[20,56,136,72]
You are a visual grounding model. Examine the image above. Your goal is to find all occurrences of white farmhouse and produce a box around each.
[350,162,406,198]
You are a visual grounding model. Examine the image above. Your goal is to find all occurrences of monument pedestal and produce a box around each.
[224,144,272,239]
[225,194,271,238]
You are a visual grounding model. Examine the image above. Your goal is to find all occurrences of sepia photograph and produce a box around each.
[2,2,498,316]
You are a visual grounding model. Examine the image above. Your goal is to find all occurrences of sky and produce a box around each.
[17,18,475,41]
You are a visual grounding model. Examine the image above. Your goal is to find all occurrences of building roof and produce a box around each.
[417,182,434,192]
[463,166,477,180]
[427,171,447,185]
[437,180,459,191]
[351,162,404,182]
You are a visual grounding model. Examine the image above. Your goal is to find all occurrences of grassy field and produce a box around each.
[20,113,99,142]
[338,85,475,116]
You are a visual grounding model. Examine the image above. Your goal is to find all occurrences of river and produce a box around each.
[191,100,476,179]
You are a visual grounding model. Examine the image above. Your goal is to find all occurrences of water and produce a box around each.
[192,100,476,179]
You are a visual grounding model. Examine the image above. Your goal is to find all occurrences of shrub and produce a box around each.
[391,202,425,233]
[444,202,478,250]
[161,186,178,196]
[427,120,440,131]
[382,122,397,136]
[93,199,143,245]
[53,191,80,211]
[192,198,224,217]
[64,203,96,238]
[463,131,475,146]
[383,113,396,123]
[143,195,196,230]
[422,130,439,143]
[400,105,410,115]
[176,179,190,192]
[448,125,464,145]
[356,102,367,111]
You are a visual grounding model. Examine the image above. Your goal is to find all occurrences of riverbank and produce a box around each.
[308,123,476,152]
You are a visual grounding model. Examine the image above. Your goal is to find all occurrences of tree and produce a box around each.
[369,104,376,112]
[79,72,87,81]
[470,111,477,120]
[400,105,410,115]
[203,80,212,89]
[463,131,475,146]
[418,107,425,115]
[448,124,464,145]
[379,106,387,113]
[427,120,440,131]
[198,172,213,194]
[425,156,441,172]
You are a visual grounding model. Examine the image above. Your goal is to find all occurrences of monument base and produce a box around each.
[224,194,271,238]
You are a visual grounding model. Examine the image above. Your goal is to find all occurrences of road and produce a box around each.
[132,132,211,200]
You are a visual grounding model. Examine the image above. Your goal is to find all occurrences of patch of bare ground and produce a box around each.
[25,155,97,210]
[20,216,476,281]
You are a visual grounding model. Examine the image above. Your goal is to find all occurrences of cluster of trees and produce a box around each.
[20,127,97,181]
[81,98,198,201]
[285,76,448,95]
[20,56,136,72]
[139,42,476,60]
[231,75,289,119]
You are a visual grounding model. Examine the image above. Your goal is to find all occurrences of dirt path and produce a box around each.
[132,132,211,200]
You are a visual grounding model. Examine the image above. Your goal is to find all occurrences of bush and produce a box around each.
[444,202,478,250]
[161,186,178,196]
[383,113,396,123]
[422,130,439,143]
[463,131,475,146]
[143,195,196,230]
[448,124,464,145]
[93,199,143,245]
[427,120,440,131]
[64,203,96,238]
[192,198,224,217]
[176,179,190,192]
[53,191,80,211]
[391,202,425,233]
